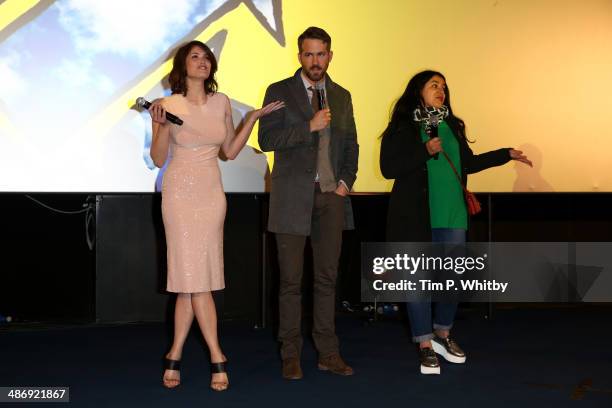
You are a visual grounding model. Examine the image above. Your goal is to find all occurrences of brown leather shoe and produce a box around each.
[318,354,354,376]
[282,358,303,380]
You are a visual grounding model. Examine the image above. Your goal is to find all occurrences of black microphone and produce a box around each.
[137,97,183,126]
[426,119,439,160]
[315,83,327,110]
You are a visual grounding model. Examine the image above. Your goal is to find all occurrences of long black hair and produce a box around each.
[381,70,469,141]
[168,40,218,96]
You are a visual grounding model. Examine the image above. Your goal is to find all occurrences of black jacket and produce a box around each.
[380,118,510,242]
[259,69,359,235]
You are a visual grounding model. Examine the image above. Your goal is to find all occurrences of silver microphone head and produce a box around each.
[136,97,146,108]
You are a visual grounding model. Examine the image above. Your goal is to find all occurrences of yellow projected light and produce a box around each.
[213,0,612,192]
[0,0,39,32]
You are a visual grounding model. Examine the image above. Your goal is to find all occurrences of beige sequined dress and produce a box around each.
[161,93,228,293]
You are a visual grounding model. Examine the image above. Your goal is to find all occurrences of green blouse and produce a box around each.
[420,121,467,229]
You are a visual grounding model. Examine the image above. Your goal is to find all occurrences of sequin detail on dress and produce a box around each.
[161,93,228,293]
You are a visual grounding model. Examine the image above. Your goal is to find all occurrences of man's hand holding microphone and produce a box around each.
[309,108,331,132]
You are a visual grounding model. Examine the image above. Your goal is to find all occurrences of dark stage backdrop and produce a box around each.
[0,194,96,322]
[1,193,612,326]
[95,194,264,324]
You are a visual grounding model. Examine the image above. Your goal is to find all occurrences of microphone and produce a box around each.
[136,97,183,126]
[315,83,327,110]
[426,117,439,160]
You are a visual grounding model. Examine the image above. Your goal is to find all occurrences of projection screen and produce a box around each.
[1,0,610,192]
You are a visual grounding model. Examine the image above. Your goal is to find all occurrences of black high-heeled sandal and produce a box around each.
[163,358,181,389]
[210,360,229,392]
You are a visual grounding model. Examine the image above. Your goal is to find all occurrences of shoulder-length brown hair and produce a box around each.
[168,40,218,96]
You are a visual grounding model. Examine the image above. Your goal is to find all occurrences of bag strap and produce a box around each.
[440,151,469,194]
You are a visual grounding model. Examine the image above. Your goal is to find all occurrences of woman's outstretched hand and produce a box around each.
[509,149,533,167]
[252,101,285,120]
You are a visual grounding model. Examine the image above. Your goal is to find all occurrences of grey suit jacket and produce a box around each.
[258,69,359,235]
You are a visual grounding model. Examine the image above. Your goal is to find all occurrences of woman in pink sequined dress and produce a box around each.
[148,40,283,391]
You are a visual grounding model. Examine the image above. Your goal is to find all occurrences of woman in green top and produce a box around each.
[380,70,531,374]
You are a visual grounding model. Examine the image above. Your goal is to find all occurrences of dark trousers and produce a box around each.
[276,189,345,360]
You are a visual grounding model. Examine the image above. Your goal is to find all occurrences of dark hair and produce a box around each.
[168,41,218,96]
[298,26,331,52]
[381,70,469,141]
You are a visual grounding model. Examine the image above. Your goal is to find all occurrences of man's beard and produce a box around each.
[305,65,326,82]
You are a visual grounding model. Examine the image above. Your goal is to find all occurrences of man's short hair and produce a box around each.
[298,26,332,52]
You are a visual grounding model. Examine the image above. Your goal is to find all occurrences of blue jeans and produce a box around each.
[406,228,466,342]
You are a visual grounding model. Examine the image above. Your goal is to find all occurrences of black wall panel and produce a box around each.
[0,194,95,321]
[2,193,611,324]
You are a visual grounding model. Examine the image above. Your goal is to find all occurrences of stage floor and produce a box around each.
[1,306,610,407]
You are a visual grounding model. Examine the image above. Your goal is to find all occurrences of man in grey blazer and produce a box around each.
[258,26,359,380]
